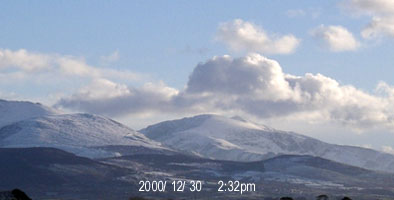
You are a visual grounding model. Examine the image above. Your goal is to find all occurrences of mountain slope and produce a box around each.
[0,147,139,200]
[140,114,394,173]
[4,147,394,200]
[0,99,58,128]
[103,153,394,199]
[0,113,167,158]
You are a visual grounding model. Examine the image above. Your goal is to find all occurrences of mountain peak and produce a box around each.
[140,113,309,161]
[0,113,165,158]
[0,99,59,128]
[139,114,273,142]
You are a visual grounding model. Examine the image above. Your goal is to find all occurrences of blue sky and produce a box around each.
[2,0,393,90]
[2,0,394,153]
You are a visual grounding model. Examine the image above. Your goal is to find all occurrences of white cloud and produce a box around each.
[343,0,394,15]
[0,48,141,82]
[382,145,394,154]
[0,49,50,71]
[100,50,120,64]
[57,53,394,131]
[56,56,140,81]
[361,16,394,38]
[311,25,360,52]
[0,48,144,105]
[56,81,179,117]
[57,56,98,77]
[216,19,300,54]
[73,79,131,100]
[285,8,321,19]
[185,54,293,101]
[343,0,394,39]
[376,81,394,98]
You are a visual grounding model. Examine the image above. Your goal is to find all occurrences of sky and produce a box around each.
[1,0,394,153]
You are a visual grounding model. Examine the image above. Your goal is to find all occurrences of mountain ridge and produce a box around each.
[0,112,167,158]
[140,114,394,173]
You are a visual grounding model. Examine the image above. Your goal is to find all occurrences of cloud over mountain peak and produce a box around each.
[57,53,394,131]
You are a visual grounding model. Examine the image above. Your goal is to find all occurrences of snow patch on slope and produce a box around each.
[0,113,165,158]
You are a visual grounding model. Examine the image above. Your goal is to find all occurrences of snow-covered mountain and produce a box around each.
[0,99,58,128]
[140,114,394,173]
[0,112,167,158]
[2,99,394,173]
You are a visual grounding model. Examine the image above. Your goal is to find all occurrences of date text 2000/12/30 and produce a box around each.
[138,180,257,195]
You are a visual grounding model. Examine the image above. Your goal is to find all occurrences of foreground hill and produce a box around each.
[140,114,394,173]
[0,147,139,199]
[2,147,394,200]
[101,150,394,199]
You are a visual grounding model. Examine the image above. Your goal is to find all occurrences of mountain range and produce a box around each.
[1,99,394,199]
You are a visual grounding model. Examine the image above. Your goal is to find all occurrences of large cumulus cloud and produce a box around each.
[57,53,394,130]
[185,54,392,129]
